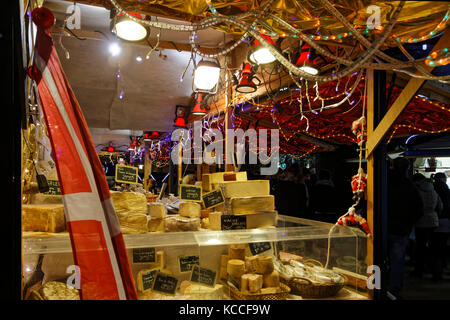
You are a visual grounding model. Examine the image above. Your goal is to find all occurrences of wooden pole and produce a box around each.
[366,68,375,299]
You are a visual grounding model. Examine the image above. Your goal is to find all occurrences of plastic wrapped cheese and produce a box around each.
[164,215,200,232]
[22,204,65,233]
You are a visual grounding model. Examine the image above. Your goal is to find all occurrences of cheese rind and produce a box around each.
[227,259,246,279]
[179,202,201,218]
[230,195,275,215]
[149,203,167,219]
[164,215,200,232]
[22,204,65,233]
[219,180,270,198]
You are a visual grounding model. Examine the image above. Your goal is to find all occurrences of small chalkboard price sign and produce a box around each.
[249,242,272,255]
[152,272,178,295]
[115,165,138,184]
[190,265,217,287]
[179,184,202,202]
[141,268,159,292]
[178,255,200,273]
[221,215,246,230]
[44,180,61,195]
[132,247,156,264]
[202,189,224,209]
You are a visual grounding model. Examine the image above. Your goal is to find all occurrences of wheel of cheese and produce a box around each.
[227,259,245,279]
[228,244,246,261]
[254,256,274,274]
[263,270,280,287]
[179,202,201,218]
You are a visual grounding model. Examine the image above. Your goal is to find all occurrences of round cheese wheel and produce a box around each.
[227,259,245,279]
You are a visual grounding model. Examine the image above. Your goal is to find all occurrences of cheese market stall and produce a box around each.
[19,0,450,301]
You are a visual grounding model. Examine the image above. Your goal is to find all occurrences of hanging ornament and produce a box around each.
[351,168,367,201]
[351,116,366,146]
[337,206,371,237]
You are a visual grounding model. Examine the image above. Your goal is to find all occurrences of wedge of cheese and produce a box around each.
[110,191,147,215]
[117,213,148,234]
[164,215,200,232]
[229,195,275,215]
[218,180,270,198]
[202,171,247,192]
[22,204,65,233]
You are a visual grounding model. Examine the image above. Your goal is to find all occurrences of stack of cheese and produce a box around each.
[224,244,281,295]
[110,191,148,234]
[22,203,66,233]
[179,281,224,300]
[164,202,201,232]
[208,179,277,230]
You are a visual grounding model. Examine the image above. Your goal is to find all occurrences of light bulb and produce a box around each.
[109,43,121,56]
[113,19,148,42]
[136,55,143,62]
[194,61,220,91]
[249,47,276,64]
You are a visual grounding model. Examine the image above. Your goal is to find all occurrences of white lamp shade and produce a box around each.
[194,61,220,91]
[113,19,148,42]
[249,47,276,65]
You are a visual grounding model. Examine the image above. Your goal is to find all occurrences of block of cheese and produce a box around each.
[245,256,258,273]
[246,211,278,229]
[179,202,201,218]
[39,281,79,300]
[253,256,274,275]
[202,171,247,192]
[241,274,250,292]
[208,211,222,230]
[227,259,245,279]
[184,284,224,300]
[263,270,280,287]
[149,202,166,219]
[30,193,63,204]
[201,217,210,229]
[247,274,263,293]
[230,195,275,215]
[148,218,165,232]
[117,213,148,234]
[164,215,200,232]
[22,204,65,233]
[110,191,147,215]
[218,180,270,198]
[228,244,246,261]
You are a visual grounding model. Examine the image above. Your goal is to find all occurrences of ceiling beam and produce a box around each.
[52,27,220,54]
[365,30,450,157]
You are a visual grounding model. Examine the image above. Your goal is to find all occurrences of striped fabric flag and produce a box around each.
[29,7,137,300]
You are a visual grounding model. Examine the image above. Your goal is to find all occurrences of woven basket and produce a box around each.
[281,275,346,299]
[223,282,291,300]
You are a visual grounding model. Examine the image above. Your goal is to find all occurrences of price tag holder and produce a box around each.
[221,215,246,230]
[202,189,224,209]
[132,247,156,264]
[44,180,61,195]
[179,184,202,202]
[189,265,217,288]
[152,272,178,295]
[115,165,138,184]
[140,268,159,293]
[249,242,272,255]
[178,255,200,273]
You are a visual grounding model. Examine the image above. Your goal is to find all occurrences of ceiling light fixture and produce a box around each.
[235,62,260,93]
[109,42,122,56]
[191,93,207,115]
[193,60,221,94]
[110,11,148,42]
[248,34,277,65]
[295,43,319,75]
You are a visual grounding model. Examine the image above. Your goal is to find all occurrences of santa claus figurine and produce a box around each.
[351,168,367,201]
[351,116,366,146]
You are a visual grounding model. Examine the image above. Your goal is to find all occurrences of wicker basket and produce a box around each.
[223,282,291,300]
[281,275,346,299]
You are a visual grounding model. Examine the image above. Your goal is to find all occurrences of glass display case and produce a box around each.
[22,215,368,300]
